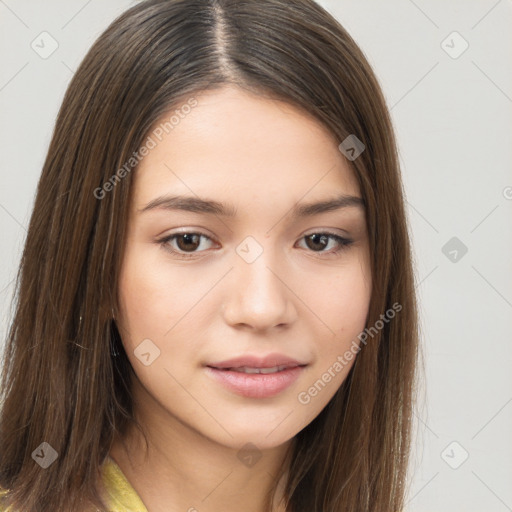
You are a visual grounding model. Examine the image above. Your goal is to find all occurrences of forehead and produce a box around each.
[133,86,360,208]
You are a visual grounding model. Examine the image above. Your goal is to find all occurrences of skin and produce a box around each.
[108,85,372,512]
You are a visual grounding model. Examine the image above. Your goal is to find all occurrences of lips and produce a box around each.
[220,365,292,374]
[204,352,308,398]
[206,353,307,371]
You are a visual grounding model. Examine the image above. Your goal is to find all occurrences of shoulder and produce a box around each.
[0,457,147,512]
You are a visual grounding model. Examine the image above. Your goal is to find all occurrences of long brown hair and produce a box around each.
[0,0,419,510]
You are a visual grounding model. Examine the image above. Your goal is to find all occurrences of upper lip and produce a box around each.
[207,353,307,370]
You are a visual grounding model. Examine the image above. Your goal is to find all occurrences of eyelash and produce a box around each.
[157,231,354,259]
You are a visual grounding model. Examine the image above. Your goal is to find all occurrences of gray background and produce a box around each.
[1,1,511,510]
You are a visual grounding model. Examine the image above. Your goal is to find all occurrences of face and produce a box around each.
[116,85,372,452]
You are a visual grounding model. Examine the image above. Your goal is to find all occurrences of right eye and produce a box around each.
[158,232,217,258]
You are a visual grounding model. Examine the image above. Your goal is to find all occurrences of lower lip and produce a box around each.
[204,366,305,398]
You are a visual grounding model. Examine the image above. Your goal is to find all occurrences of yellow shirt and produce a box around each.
[0,455,148,512]
[100,455,148,512]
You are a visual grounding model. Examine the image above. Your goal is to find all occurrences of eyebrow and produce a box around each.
[139,194,364,218]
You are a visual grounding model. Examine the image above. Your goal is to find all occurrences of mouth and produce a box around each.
[209,364,302,374]
[206,352,307,371]
[204,355,308,398]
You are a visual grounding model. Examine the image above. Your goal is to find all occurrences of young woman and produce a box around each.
[0,0,419,511]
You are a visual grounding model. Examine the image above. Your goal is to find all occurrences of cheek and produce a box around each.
[117,243,184,344]
[320,261,371,333]
[116,246,207,390]
[116,242,222,362]
[294,260,371,416]
[310,257,372,373]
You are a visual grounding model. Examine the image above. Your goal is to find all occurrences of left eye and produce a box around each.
[158,232,353,258]
[297,233,353,254]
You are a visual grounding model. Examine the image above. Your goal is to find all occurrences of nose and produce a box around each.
[221,243,298,332]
